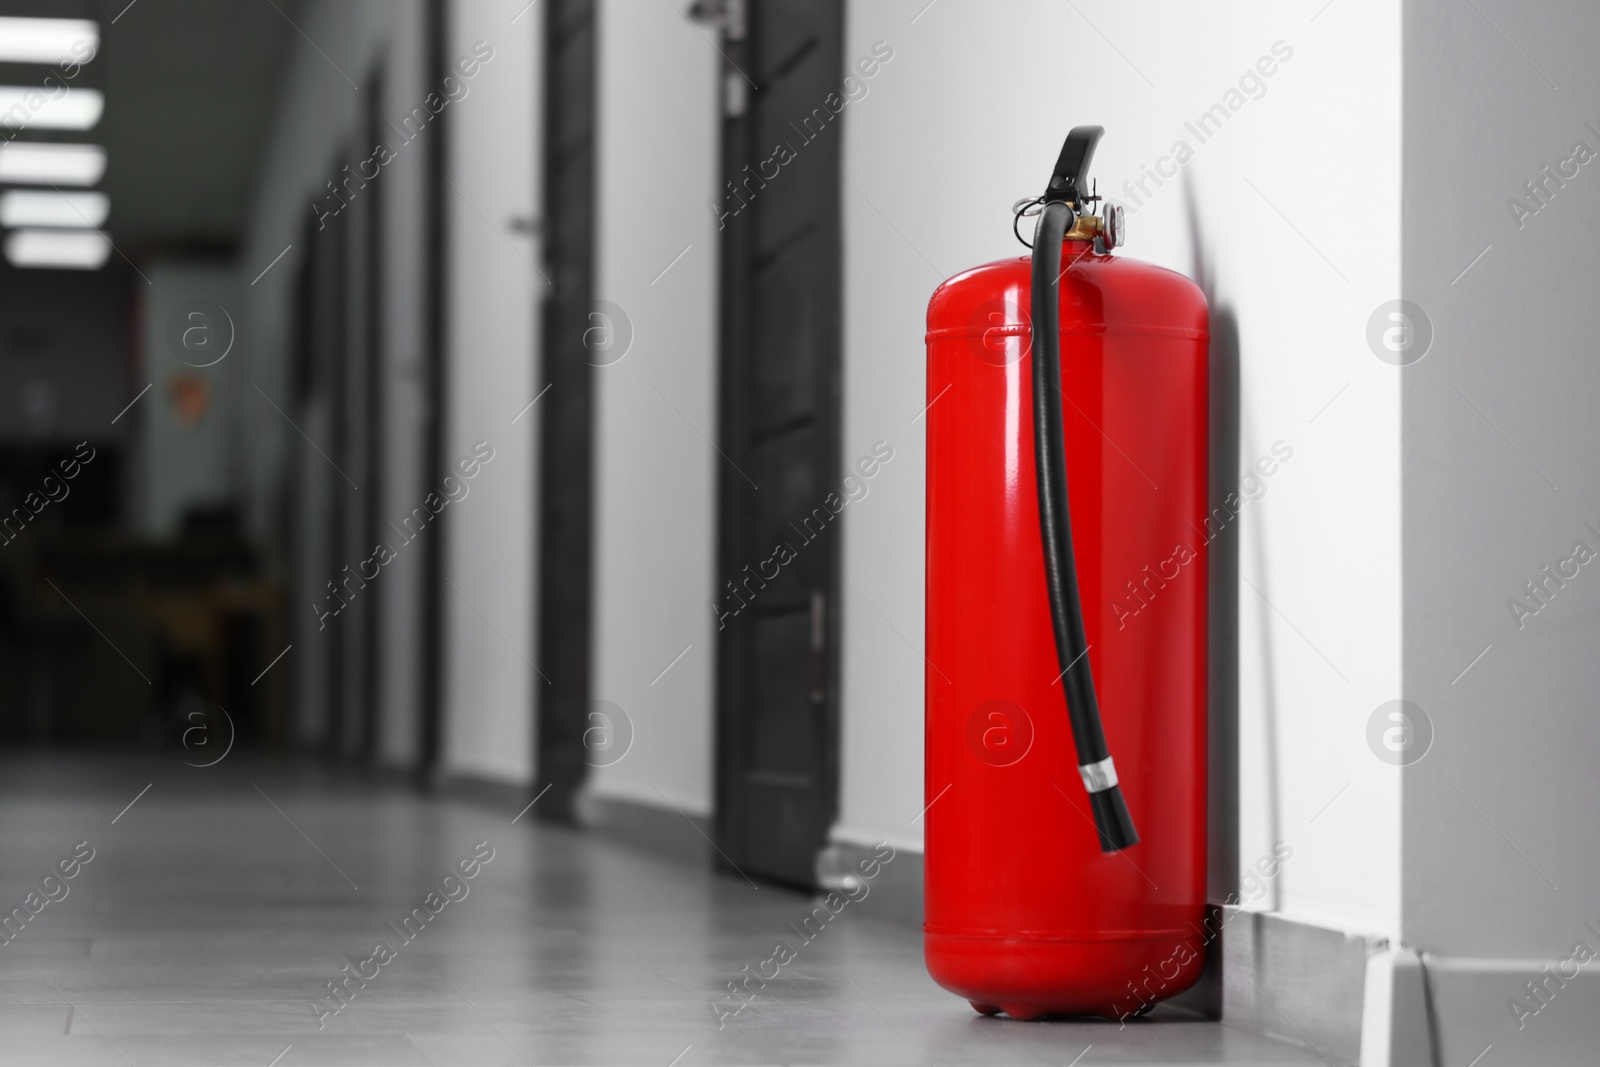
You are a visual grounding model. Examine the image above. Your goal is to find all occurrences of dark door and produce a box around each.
[712,0,845,888]
[330,134,377,761]
[298,168,349,755]
[534,0,598,822]
[360,70,387,760]
[418,0,449,778]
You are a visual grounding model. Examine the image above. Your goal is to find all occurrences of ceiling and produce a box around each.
[0,0,307,251]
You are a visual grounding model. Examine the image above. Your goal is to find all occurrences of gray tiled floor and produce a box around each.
[0,754,1325,1066]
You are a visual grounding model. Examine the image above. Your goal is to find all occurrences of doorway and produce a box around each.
[711,0,846,888]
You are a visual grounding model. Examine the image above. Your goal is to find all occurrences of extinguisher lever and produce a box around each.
[1043,125,1104,206]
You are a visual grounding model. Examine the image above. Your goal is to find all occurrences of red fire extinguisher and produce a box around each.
[923,126,1209,1020]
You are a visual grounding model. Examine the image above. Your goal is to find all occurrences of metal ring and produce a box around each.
[1012,196,1074,249]
[1012,196,1047,249]
[1078,757,1119,794]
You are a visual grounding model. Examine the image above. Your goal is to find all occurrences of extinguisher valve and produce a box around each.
[1077,757,1118,793]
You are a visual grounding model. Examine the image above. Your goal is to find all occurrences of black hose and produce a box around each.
[1031,200,1138,853]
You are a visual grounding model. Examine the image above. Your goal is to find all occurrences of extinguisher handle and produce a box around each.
[1044,125,1104,205]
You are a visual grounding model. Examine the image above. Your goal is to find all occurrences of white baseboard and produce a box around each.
[1359,947,1434,1066]
[573,787,714,865]
[1223,908,1385,1065]
[1421,951,1600,1067]
[816,837,922,927]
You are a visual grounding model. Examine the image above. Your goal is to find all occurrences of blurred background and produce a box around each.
[0,0,494,772]
[0,0,1594,1063]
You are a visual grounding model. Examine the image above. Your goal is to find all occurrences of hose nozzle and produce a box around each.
[1088,785,1139,853]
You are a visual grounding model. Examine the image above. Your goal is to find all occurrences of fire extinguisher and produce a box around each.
[923,126,1209,1020]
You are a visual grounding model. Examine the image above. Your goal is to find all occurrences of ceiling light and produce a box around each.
[5,228,110,270]
[0,87,104,131]
[0,190,107,228]
[0,142,105,185]
[0,18,97,65]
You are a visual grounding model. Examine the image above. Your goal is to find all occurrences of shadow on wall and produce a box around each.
[1176,178,1255,1017]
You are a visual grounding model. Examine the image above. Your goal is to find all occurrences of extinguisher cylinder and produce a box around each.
[922,141,1210,1016]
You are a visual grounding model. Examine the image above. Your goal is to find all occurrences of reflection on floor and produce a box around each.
[0,755,1324,1066]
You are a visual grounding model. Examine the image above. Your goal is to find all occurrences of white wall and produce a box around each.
[577,0,1411,946]
[839,0,1403,938]
[440,0,541,785]
[241,0,432,759]
[136,262,241,536]
[1401,0,1600,987]
[585,0,721,816]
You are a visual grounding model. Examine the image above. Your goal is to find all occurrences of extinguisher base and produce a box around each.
[1088,784,1138,853]
[926,929,1206,1021]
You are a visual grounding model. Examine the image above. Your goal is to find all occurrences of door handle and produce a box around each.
[688,0,745,39]
[809,590,825,705]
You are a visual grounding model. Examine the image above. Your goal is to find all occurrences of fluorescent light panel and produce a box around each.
[0,18,97,65]
[5,228,109,270]
[0,189,107,228]
[0,87,103,130]
[0,142,104,186]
